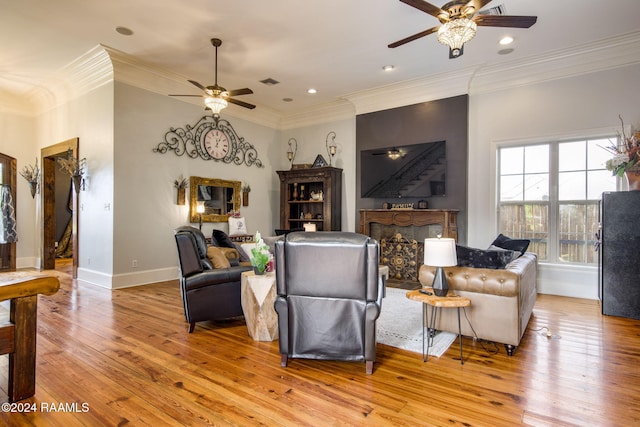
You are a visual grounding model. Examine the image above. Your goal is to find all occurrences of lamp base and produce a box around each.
[431,267,449,297]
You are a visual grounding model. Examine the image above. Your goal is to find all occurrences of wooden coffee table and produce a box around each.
[406,288,471,364]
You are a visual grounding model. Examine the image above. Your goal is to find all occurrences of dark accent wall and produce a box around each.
[356,94,468,243]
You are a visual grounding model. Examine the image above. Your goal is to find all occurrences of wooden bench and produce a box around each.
[0,274,60,402]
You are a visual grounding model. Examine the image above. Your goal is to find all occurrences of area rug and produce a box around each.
[377,287,456,357]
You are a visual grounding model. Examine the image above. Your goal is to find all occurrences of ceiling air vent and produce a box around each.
[260,78,280,86]
[478,4,506,15]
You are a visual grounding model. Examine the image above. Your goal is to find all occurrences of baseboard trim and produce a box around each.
[77,267,178,289]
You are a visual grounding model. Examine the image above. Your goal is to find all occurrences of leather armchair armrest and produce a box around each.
[184,266,252,292]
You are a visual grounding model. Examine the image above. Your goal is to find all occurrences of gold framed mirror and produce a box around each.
[189,176,241,223]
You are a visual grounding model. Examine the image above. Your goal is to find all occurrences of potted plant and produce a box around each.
[19,158,40,198]
[242,184,251,206]
[174,175,188,205]
[604,115,640,190]
[250,231,271,275]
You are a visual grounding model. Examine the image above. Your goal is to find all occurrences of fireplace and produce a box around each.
[360,209,458,282]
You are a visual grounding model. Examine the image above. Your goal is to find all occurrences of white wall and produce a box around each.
[36,82,115,284]
[279,117,357,231]
[111,82,279,287]
[468,63,640,299]
[0,111,38,267]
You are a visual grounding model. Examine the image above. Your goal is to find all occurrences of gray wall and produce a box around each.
[356,94,468,243]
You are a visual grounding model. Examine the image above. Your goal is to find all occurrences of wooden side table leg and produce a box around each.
[9,295,39,402]
[457,307,464,365]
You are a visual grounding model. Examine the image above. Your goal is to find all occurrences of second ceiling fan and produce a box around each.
[388,0,537,58]
[170,38,255,115]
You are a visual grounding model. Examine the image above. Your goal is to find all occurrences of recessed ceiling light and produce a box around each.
[282,98,293,102]
[499,36,514,45]
[382,65,395,71]
[498,48,514,55]
[115,26,134,36]
[307,88,317,94]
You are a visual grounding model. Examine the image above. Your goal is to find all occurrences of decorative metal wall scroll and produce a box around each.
[153,115,263,168]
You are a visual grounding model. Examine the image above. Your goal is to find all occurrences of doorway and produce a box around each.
[42,138,79,278]
[0,152,17,271]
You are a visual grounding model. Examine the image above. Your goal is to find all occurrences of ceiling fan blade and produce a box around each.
[168,94,202,97]
[227,88,253,97]
[188,80,207,91]
[388,26,439,48]
[474,15,537,28]
[227,97,256,110]
[400,0,445,18]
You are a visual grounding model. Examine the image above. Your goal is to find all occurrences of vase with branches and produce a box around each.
[19,158,40,198]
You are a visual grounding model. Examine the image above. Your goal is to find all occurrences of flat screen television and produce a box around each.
[360,140,446,199]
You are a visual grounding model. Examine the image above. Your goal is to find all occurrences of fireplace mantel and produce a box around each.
[359,209,458,241]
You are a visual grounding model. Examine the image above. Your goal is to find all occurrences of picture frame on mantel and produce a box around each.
[312,154,328,168]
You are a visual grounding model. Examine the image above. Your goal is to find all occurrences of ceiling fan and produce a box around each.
[372,147,405,159]
[388,0,537,58]
[170,38,255,115]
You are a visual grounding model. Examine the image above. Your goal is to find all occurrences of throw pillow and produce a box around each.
[212,229,235,248]
[456,244,518,269]
[228,216,247,236]
[206,246,231,269]
[491,233,530,255]
[233,242,250,262]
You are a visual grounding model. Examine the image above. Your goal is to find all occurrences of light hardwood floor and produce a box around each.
[1,262,639,426]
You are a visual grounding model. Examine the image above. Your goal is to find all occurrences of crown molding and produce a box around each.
[278,99,356,130]
[341,68,476,116]
[470,30,640,94]
[26,45,113,114]
[11,30,640,125]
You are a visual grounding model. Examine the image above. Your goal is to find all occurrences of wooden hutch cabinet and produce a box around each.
[276,167,342,231]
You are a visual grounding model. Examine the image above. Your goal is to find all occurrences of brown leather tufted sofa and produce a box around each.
[418,252,537,355]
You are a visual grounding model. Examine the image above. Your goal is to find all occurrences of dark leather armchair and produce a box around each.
[174,226,252,332]
[274,232,382,374]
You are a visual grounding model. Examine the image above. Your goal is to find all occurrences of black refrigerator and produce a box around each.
[599,191,640,320]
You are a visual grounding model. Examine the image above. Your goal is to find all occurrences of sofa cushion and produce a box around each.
[206,246,232,269]
[490,233,530,255]
[456,244,519,269]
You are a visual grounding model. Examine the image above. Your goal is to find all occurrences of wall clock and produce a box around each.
[154,114,263,168]
[204,129,230,159]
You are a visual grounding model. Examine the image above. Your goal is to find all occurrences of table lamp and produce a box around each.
[423,237,457,297]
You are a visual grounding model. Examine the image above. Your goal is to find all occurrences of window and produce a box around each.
[498,137,617,264]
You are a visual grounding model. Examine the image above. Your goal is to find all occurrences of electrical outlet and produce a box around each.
[87,258,91,265]
[132,259,138,268]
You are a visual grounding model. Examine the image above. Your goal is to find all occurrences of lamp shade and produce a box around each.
[423,238,457,267]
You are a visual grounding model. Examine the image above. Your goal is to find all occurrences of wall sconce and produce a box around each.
[325,131,337,166]
[57,148,86,194]
[196,201,205,230]
[287,138,297,169]
[19,158,40,199]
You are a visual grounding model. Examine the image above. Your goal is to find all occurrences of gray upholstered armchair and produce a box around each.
[274,232,382,374]
[174,226,252,332]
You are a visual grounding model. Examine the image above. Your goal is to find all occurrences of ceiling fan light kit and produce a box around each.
[204,96,228,115]
[437,17,477,58]
[389,0,537,58]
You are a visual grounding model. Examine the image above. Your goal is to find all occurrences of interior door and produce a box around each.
[0,152,17,271]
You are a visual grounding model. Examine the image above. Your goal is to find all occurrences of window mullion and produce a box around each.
[548,142,559,262]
